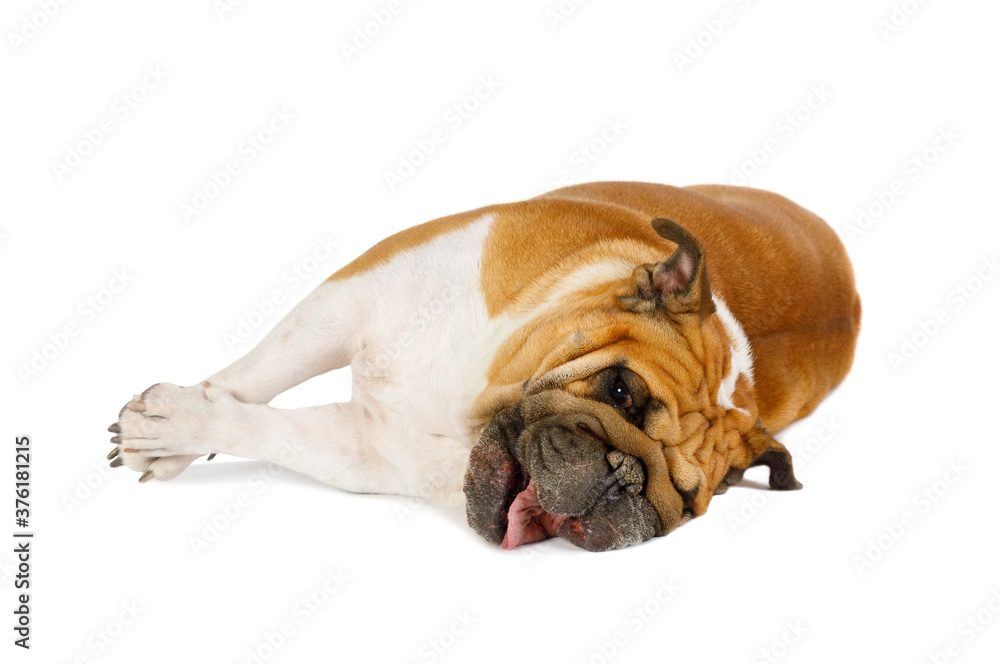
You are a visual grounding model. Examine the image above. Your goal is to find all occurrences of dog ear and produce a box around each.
[620,218,715,318]
[718,423,802,494]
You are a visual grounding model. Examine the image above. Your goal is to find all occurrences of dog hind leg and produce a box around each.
[111,381,409,491]
[204,278,367,405]
[111,277,368,480]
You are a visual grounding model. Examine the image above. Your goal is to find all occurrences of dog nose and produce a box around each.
[606,449,645,496]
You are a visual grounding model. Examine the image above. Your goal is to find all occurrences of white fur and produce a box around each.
[538,259,636,309]
[117,214,521,506]
[115,215,756,505]
[712,294,754,414]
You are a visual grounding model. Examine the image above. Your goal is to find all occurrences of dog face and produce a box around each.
[463,380,661,552]
[464,219,801,551]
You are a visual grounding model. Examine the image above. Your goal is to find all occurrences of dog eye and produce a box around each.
[610,377,633,409]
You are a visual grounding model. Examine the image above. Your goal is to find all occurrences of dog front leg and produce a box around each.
[109,381,408,492]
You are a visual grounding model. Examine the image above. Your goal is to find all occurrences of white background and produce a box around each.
[3,1,999,662]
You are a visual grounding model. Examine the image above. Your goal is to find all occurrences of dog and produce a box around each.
[108,181,860,551]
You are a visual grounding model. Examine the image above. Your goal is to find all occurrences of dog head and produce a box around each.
[464,219,801,551]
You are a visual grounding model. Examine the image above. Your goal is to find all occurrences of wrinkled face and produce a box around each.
[464,368,663,552]
[464,218,801,551]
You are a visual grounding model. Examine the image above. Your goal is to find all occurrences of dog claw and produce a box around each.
[139,470,154,483]
[110,457,123,468]
[606,449,646,495]
[606,449,625,469]
[108,423,122,433]
[206,453,216,461]
[107,447,120,460]
[613,454,645,491]
[110,435,121,444]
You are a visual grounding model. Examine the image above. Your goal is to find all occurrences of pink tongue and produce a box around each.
[501,479,570,550]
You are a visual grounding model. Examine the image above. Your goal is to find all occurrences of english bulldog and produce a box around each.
[108,181,860,551]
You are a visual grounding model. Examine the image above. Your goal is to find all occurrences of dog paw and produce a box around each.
[107,381,231,482]
[606,449,645,496]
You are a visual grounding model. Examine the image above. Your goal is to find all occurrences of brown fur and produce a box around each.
[328,181,859,536]
[472,182,859,533]
[479,182,860,433]
[327,207,488,281]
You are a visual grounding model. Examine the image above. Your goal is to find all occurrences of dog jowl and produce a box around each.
[464,218,812,550]
[108,182,860,552]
